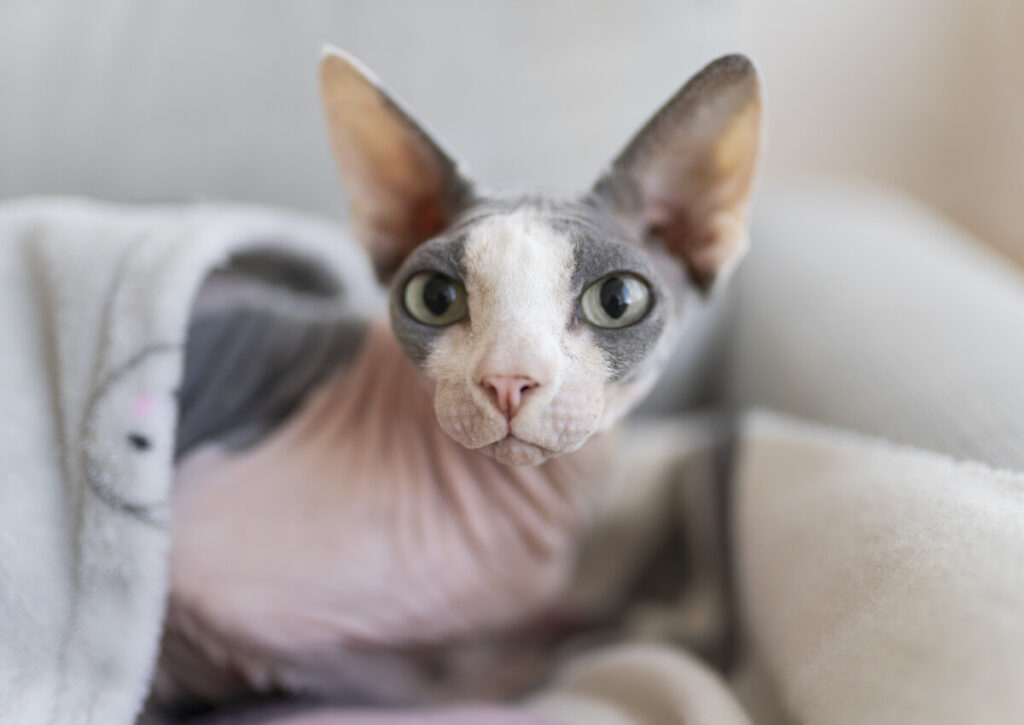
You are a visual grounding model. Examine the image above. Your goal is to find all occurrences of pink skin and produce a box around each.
[163,319,610,706]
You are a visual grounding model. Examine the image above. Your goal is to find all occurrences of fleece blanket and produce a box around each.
[0,198,747,725]
[732,412,1024,725]
[0,197,380,724]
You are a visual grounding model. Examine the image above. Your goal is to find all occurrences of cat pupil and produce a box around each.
[600,277,630,319]
[423,275,455,316]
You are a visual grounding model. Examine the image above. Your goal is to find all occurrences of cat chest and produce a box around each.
[169,436,589,657]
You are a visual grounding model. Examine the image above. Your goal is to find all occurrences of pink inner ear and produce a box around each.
[132,395,157,421]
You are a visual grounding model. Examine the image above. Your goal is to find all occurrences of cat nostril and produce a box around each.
[480,374,540,420]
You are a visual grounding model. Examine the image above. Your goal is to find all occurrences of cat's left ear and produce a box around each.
[591,55,762,293]
[320,47,475,278]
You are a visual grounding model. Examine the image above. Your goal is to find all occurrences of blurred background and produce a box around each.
[1,0,1021,264]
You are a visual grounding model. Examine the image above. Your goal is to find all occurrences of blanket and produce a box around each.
[0,198,377,724]
[732,412,1024,725]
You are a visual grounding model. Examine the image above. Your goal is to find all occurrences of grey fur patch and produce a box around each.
[218,248,341,297]
[569,236,670,378]
[388,233,467,366]
[175,311,364,458]
[175,251,367,459]
[543,199,678,381]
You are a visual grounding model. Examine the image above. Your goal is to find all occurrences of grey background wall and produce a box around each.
[749,0,1024,266]
[0,1,741,219]
[4,1,1020,265]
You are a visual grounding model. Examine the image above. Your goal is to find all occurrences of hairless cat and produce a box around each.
[155,48,762,724]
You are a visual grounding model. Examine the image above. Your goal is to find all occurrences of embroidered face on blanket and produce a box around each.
[320,49,762,466]
[84,344,182,528]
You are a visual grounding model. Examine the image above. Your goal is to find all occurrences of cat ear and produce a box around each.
[591,54,762,293]
[320,47,475,278]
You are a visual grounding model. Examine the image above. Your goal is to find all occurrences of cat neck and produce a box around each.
[286,316,612,540]
[174,316,613,554]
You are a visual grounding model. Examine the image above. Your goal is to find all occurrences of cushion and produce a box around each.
[733,411,1024,724]
[731,180,1024,472]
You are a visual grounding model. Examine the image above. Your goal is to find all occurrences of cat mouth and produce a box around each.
[480,435,555,466]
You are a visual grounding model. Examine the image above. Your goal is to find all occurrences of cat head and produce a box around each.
[320,48,761,465]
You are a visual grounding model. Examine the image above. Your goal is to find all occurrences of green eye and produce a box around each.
[580,273,651,329]
[403,272,468,326]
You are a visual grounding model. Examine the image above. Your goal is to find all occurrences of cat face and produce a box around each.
[387,198,687,465]
[321,49,761,465]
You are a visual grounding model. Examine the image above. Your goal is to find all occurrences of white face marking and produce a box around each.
[427,211,609,465]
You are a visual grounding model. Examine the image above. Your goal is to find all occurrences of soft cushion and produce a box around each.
[732,180,1024,472]
[734,411,1024,724]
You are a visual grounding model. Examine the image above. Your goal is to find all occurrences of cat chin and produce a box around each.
[479,436,554,466]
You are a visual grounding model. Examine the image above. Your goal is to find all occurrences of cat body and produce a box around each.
[161,317,607,705]
[157,48,761,713]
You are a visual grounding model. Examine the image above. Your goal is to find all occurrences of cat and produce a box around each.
[153,46,761,720]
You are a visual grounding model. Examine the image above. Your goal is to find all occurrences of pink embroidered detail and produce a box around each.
[132,395,157,421]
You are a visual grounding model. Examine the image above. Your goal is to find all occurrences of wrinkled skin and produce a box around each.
[160,322,610,706]
[157,49,761,723]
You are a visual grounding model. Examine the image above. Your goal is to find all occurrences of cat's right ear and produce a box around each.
[320,47,475,279]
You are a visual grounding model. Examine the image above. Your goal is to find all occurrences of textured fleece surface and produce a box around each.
[734,412,1024,725]
[0,198,378,725]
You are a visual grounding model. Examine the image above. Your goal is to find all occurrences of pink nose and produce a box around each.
[480,374,540,420]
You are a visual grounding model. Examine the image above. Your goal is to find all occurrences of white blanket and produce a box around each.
[0,198,377,725]
[733,412,1024,724]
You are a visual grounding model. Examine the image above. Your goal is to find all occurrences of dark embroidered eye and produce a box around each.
[403,272,468,326]
[127,433,152,451]
[580,274,651,329]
